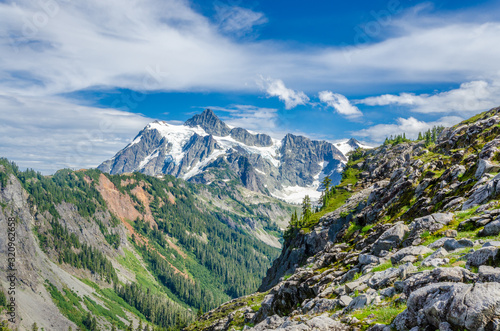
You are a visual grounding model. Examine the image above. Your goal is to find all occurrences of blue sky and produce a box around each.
[1,0,500,173]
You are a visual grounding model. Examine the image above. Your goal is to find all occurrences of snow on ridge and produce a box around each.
[213,135,281,168]
[145,121,208,165]
[138,150,159,169]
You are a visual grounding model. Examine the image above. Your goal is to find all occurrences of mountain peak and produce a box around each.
[185,109,231,136]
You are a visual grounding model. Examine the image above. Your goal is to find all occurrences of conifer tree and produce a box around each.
[301,195,312,226]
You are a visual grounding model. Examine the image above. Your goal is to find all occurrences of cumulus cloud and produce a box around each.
[319,91,363,118]
[259,77,309,109]
[354,116,463,143]
[0,93,151,174]
[359,80,500,113]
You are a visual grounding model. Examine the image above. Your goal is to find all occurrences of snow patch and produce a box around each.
[271,185,322,205]
[138,150,160,169]
[147,121,208,165]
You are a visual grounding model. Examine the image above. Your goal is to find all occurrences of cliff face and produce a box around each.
[188,107,500,331]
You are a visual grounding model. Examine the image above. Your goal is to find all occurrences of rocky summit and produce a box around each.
[187,107,500,331]
[98,109,366,203]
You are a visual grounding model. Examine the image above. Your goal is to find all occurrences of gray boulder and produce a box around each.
[479,220,500,237]
[368,268,400,289]
[484,241,500,248]
[475,159,500,179]
[443,238,474,251]
[421,258,449,268]
[405,213,453,246]
[372,222,409,256]
[479,265,500,282]
[427,237,449,249]
[347,295,369,311]
[391,246,433,265]
[305,315,348,331]
[393,282,500,330]
[462,173,500,210]
[359,254,380,265]
[338,295,352,307]
[403,267,477,297]
[466,247,500,268]
[302,298,338,314]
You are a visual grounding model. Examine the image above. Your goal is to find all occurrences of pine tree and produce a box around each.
[301,195,312,226]
[32,323,39,331]
[320,176,332,208]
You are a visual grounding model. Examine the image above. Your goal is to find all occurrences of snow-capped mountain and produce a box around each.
[98,109,368,203]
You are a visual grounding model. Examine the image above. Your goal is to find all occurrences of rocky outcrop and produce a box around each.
[229,127,273,147]
[185,109,231,136]
[394,282,500,330]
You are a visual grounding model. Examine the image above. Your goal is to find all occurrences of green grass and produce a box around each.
[79,278,146,324]
[338,168,361,188]
[361,224,375,233]
[351,302,407,329]
[45,281,86,329]
[302,189,352,229]
[117,248,159,291]
[371,262,393,273]
[343,223,362,242]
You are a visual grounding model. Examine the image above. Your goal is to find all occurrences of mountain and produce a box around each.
[0,160,296,330]
[98,109,364,204]
[187,107,500,331]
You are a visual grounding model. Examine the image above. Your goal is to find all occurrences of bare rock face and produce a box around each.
[394,282,500,331]
[278,133,345,187]
[229,127,272,147]
[185,108,231,136]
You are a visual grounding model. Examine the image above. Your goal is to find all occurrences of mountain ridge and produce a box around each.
[99,109,367,204]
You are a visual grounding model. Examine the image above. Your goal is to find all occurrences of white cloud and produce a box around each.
[259,77,309,109]
[208,105,281,136]
[354,116,463,143]
[359,80,500,113]
[0,93,151,174]
[215,5,267,37]
[1,1,500,95]
[319,91,363,118]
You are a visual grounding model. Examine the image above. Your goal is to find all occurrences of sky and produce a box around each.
[1,0,500,174]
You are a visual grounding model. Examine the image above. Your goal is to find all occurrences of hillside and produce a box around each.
[98,109,366,204]
[187,107,500,331]
[0,162,295,330]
